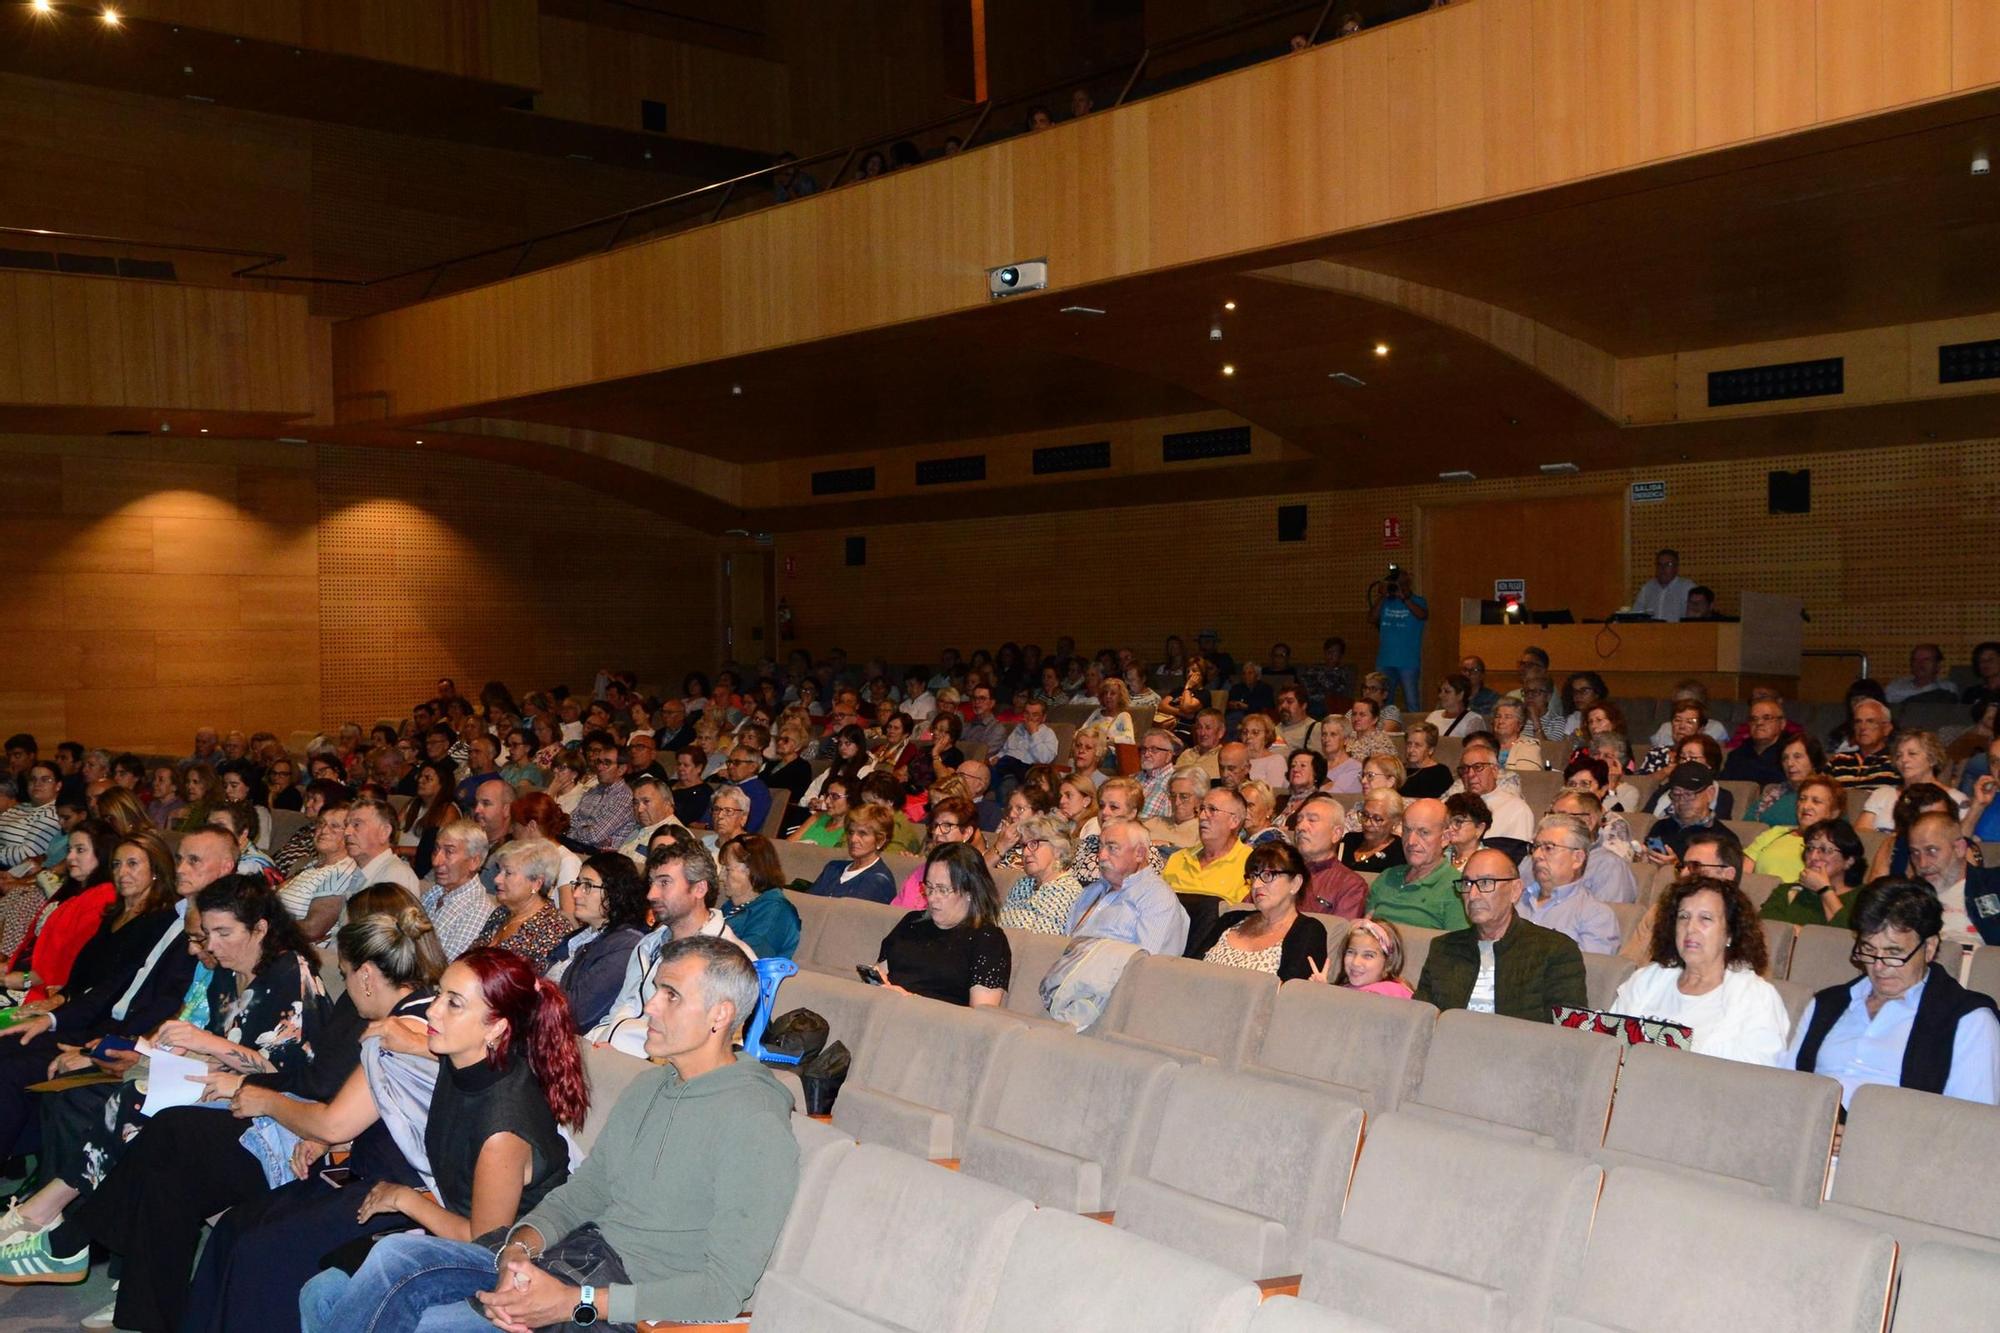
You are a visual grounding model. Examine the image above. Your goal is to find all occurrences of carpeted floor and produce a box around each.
[0,1267,114,1333]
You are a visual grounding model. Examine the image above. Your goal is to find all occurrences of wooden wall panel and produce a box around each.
[534,15,788,153]
[125,0,540,86]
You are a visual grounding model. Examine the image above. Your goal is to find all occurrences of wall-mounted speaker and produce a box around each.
[1277,504,1307,542]
[844,536,866,566]
[1768,469,1811,514]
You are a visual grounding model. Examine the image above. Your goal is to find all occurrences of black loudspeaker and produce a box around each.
[640,99,667,132]
[1768,469,1811,514]
[844,536,866,566]
[1277,504,1307,542]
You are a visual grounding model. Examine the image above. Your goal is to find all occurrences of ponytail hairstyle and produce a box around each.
[337,906,446,990]
[453,947,590,1128]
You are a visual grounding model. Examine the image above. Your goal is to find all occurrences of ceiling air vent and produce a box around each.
[1162,425,1252,462]
[1939,338,2000,384]
[915,454,986,486]
[1033,440,1111,475]
[1707,357,1843,407]
[810,466,875,496]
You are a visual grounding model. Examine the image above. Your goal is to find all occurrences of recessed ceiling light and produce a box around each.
[101,6,120,24]
[1221,363,1236,376]
[1373,343,1390,357]
[1223,300,1236,311]
[1439,469,1476,481]
[1540,461,1579,474]
[198,427,208,433]
[730,383,743,396]
[1059,305,1106,316]
[31,0,53,13]
[415,438,424,444]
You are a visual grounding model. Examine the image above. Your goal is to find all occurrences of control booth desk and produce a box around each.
[1458,592,1804,700]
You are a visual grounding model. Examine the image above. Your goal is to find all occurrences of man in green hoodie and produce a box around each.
[358,936,800,1331]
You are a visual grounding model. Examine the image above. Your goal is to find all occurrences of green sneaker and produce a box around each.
[0,1227,87,1284]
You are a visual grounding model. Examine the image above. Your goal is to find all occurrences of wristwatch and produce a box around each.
[572,1283,598,1326]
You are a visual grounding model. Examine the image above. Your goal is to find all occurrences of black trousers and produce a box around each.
[0,1031,62,1157]
[66,1106,267,1333]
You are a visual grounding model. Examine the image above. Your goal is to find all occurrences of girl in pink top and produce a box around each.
[1309,916,1414,998]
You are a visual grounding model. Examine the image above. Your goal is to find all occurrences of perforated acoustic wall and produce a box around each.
[315,445,717,727]
[771,438,2000,696]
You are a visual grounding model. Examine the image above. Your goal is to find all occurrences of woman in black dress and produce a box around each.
[875,843,1011,1007]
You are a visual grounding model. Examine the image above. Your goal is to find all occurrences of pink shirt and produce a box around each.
[1354,979,1414,999]
[890,866,927,911]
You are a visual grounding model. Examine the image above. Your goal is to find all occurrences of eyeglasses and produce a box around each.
[1530,840,1583,856]
[1456,762,1496,776]
[1563,780,1599,793]
[1248,869,1294,885]
[931,820,962,834]
[1851,942,1927,969]
[573,878,604,892]
[1459,875,1519,895]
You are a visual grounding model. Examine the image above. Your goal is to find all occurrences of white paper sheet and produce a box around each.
[136,1040,219,1118]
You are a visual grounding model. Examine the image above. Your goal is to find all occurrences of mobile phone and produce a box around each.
[85,1035,137,1061]
[319,1166,353,1188]
[1645,837,1668,854]
[855,965,885,987]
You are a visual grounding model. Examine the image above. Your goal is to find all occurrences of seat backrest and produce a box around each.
[1395,924,1442,987]
[1965,945,2000,1001]
[1607,901,1646,946]
[1094,953,1278,1068]
[834,993,1021,1158]
[1891,1243,2000,1333]
[267,807,310,852]
[1768,976,1816,1032]
[1581,952,1635,1009]
[1718,780,1760,818]
[962,1026,1178,1211]
[979,1204,1262,1333]
[782,888,830,965]
[1761,917,1797,978]
[1740,868,1781,908]
[1406,1009,1622,1152]
[759,789,791,838]
[883,850,924,885]
[1828,1083,2000,1246]
[759,1141,1031,1333]
[1789,924,1859,989]
[1306,1112,1601,1333]
[1250,979,1437,1114]
[775,840,841,886]
[1249,1296,1397,1333]
[1597,1041,1839,1206]
[1558,1167,1895,1333]
[1515,770,1562,814]
[803,897,907,977]
[789,1110,855,1163]
[576,1040,653,1158]
[771,967,884,1053]
[1119,1066,1364,1279]
[1000,927,1071,1017]
[1844,785,1874,822]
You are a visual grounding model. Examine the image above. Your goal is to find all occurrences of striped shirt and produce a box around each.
[0,801,61,872]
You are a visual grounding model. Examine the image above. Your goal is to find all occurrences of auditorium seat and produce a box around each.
[1244,979,1436,1114]
[1115,1066,1363,1279]
[1823,1084,2000,1251]
[1402,1010,1621,1153]
[1963,945,2000,1000]
[958,1026,1176,1211]
[998,927,1070,1020]
[801,897,906,977]
[1594,1041,1839,1205]
[1514,770,1562,813]
[1889,1243,2000,1332]
[1247,1297,1396,1333]
[1769,976,1816,1031]
[752,1142,1032,1332]
[1553,1167,1895,1333]
[1788,924,1860,990]
[882,850,923,885]
[1298,1112,1602,1333]
[578,1040,655,1156]
[776,842,841,887]
[1606,901,1646,946]
[833,992,1021,1158]
[1717,781,1761,819]
[789,1110,854,1162]
[1762,917,1797,979]
[978,1206,1263,1333]
[1396,924,1441,986]
[1092,953,1277,1068]
[783,888,829,963]
[771,968,882,1051]
[1581,952,1635,1009]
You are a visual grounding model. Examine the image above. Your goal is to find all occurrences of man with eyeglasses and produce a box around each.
[1787,878,2000,1108]
[1721,696,1792,788]
[1364,798,1468,931]
[1827,697,1899,788]
[1452,738,1533,860]
[1516,816,1621,955]
[1546,791,1638,904]
[572,733,640,851]
[1146,770,1205,851]
[1135,730,1182,821]
[1643,762,1722,866]
[1906,811,2000,957]
[1413,847,1586,1023]
[1162,787,1252,905]
[621,774,689,866]
[961,687,1008,757]
[713,746,772,832]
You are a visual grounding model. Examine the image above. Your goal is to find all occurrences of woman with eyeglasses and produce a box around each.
[1185,841,1328,980]
[1339,788,1407,872]
[544,852,650,1029]
[1759,818,1866,928]
[264,757,303,813]
[872,843,1010,1007]
[996,814,1085,936]
[1611,874,1789,1066]
[1785,878,2000,1107]
[1555,672,1610,741]
[891,796,984,909]
[1442,792,1492,868]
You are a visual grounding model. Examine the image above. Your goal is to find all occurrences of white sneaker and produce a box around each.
[78,1296,118,1330]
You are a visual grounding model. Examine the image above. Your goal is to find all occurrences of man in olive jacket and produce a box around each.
[1414,847,1587,1023]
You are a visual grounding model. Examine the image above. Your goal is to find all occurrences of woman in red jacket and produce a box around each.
[2,816,117,1003]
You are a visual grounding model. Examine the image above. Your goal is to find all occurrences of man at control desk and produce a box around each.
[1632,548,1696,622]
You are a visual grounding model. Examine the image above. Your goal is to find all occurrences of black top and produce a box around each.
[877,911,1012,1006]
[1795,963,2000,1094]
[760,758,812,804]
[672,782,712,827]
[1338,831,1407,872]
[425,1052,569,1219]
[1185,910,1329,982]
[271,786,305,812]
[50,907,196,1042]
[1400,764,1453,801]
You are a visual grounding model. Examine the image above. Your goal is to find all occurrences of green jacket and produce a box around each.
[1414,915,1587,1023]
[1366,858,1469,932]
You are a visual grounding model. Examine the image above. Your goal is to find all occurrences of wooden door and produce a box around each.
[721,548,775,665]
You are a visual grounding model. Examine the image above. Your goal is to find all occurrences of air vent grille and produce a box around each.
[810,466,876,496]
[915,455,986,486]
[1939,338,2000,384]
[1162,425,1252,462]
[1707,357,1843,407]
[1032,440,1111,475]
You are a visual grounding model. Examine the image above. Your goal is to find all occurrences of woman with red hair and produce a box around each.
[298,947,585,1333]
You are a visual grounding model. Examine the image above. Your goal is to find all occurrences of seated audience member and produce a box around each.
[143,763,186,830]
[1274,684,1320,752]
[418,818,493,961]
[1064,724,1112,791]
[1310,915,1413,997]
[1056,773,1102,842]
[1722,696,1791,789]
[806,803,899,903]
[0,761,61,875]
[1145,768,1206,850]
[1238,713,1289,788]
[1346,695,1398,760]
[1414,847,1587,1022]
[670,747,714,827]
[1399,723,1453,799]
[1546,790,1640,903]
[1970,739,2000,841]
[998,814,1086,935]
[546,852,650,1031]
[590,841,753,1058]
[855,769,924,853]
[339,796,422,899]
[295,948,585,1332]
[570,736,638,850]
[1442,792,1491,868]
[1612,874,1789,1064]
[1365,798,1467,931]
[1742,775,1841,883]
[1426,673,1485,739]
[170,762,220,834]
[1519,676,1562,744]
[1317,715,1363,794]
[0,817,115,1002]
[500,728,548,791]
[1340,787,1407,871]
[468,838,572,974]
[1860,729,1968,831]
[619,774,687,865]
[987,783,1057,869]
[1787,878,2000,1107]
[1518,815,1622,955]
[1633,547,1694,621]
[875,843,1010,1006]
[1827,697,1899,787]
[1458,737,1533,854]
[1905,810,2000,950]
[1281,748,1330,822]
[889,794,981,908]
[1680,585,1729,620]
[1458,655,1500,717]
[1227,661,1275,718]
[1161,786,1253,904]
[992,697,1059,790]
[1292,793,1368,917]
[1638,700,1707,774]
[1489,698,1544,773]
[1081,678,1139,753]
[1556,671,1610,740]
[1298,636,1355,715]
[956,757,1005,833]
[1178,709,1227,782]
[1644,684,1733,749]
[1618,828,1745,967]
[1185,840,1329,980]
[1749,732,1827,825]
[211,799,277,881]
[1867,782,1959,881]
[1644,762,1724,865]
[700,784,753,854]
[788,774,852,848]
[960,684,1008,755]
[716,746,773,831]
[715,834,800,961]
[1135,730,1181,819]
[1065,817,1190,957]
[1885,643,1956,706]
[1761,818,1868,927]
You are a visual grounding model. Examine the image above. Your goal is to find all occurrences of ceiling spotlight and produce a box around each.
[730,383,743,396]
[1223,300,1237,311]
[31,0,54,13]
[1221,363,1236,377]
[101,6,121,24]
[1373,343,1390,357]
[1974,154,1991,177]
[198,427,208,434]
[415,438,424,444]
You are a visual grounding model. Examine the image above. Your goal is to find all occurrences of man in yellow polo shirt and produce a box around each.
[1162,786,1253,904]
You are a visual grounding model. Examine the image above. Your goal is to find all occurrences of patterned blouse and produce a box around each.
[1348,731,1400,761]
[1203,936,1283,974]
[998,869,1089,936]
[470,902,572,975]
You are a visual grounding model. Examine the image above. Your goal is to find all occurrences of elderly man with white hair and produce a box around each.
[420,818,494,960]
[1828,697,1899,788]
[1517,814,1622,954]
[700,784,753,854]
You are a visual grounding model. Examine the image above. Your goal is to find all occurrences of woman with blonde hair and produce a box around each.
[1239,713,1290,787]
[1056,773,1101,841]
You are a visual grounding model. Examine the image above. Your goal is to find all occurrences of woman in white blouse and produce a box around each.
[1611,876,1792,1065]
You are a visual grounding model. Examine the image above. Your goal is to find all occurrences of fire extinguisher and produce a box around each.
[777,597,795,641]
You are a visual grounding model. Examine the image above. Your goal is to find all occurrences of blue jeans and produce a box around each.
[300,1235,500,1333]
[1377,662,1422,712]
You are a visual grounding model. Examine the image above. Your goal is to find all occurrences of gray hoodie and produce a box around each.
[516,1057,799,1324]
